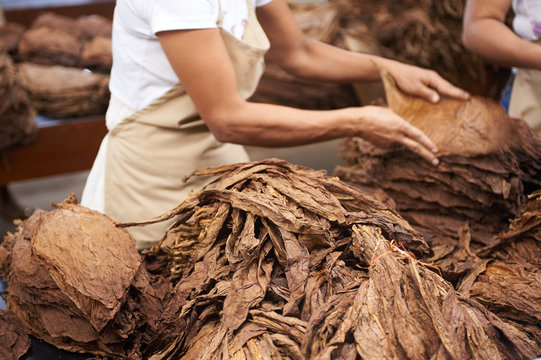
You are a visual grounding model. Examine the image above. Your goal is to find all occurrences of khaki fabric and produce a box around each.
[509,67,541,132]
[105,0,270,249]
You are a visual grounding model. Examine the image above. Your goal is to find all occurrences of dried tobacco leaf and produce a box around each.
[380,69,538,158]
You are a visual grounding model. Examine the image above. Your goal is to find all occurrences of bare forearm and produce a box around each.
[204,99,439,165]
[273,38,386,83]
[463,19,541,69]
[205,100,359,147]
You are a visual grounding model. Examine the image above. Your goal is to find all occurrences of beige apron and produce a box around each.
[105,0,270,249]
[508,39,541,132]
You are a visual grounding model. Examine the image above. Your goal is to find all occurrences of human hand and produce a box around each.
[355,105,440,165]
[377,59,470,103]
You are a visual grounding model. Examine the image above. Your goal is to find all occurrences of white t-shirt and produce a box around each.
[512,0,541,41]
[109,0,273,111]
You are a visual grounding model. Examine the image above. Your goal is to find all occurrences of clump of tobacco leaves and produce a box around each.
[1,159,539,359]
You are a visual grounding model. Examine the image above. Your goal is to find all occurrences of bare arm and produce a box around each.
[157,28,440,165]
[462,0,541,69]
[257,0,470,103]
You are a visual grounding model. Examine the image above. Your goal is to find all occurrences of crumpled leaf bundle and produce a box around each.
[1,195,164,359]
[18,26,81,67]
[457,190,541,346]
[17,12,112,70]
[117,158,537,359]
[335,70,541,280]
[0,52,37,151]
[0,310,30,360]
[16,62,109,118]
[329,0,509,98]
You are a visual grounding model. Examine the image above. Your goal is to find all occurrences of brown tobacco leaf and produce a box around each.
[380,68,538,158]
[0,310,30,360]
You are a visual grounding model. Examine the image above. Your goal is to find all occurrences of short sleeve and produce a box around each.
[149,1,219,35]
[256,0,273,7]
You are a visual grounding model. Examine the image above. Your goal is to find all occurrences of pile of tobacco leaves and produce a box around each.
[16,12,112,70]
[16,62,110,118]
[0,194,166,359]
[0,12,112,118]
[0,51,36,152]
[4,158,539,359]
[335,68,541,357]
[336,69,541,283]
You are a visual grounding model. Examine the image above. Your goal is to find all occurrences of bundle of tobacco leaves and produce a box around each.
[0,52,37,151]
[329,0,510,98]
[336,70,541,282]
[16,12,112,70]
[0,195,165,359]
[18,26,82,67]
[0,310,30,360]
[116,158,538,359]
[16,62,110,118]
[457,190,541,346]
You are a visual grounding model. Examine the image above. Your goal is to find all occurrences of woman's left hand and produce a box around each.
[378,59,471,103]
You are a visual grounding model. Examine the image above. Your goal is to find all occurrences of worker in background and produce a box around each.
[81,0,469,249]
[462,0,541,132]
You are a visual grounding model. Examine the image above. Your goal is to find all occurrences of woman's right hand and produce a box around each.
[353,106,440,166]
